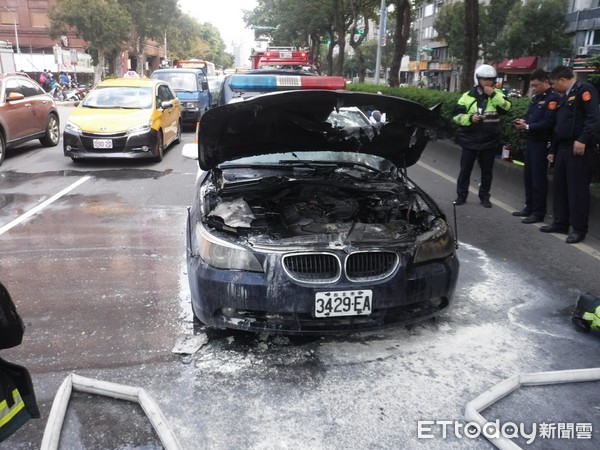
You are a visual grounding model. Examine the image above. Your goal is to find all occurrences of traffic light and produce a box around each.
[357,28,364,35]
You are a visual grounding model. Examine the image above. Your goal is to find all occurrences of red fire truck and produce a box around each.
[250,47,315,71]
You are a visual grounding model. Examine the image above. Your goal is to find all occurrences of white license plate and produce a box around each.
[314,290,372,318]
[93,139,113,149]
[280,51,292,58]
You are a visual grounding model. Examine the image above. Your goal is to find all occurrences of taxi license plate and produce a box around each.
[93,139,113,149]
[314,290,372,318]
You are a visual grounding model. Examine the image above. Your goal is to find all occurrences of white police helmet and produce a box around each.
[474,64,497,84]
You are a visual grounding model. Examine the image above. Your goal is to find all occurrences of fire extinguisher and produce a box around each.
[502,144,511,161]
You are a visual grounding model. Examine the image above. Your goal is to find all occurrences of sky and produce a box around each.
[178,0,257,56]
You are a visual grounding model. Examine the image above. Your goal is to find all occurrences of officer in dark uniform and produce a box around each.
[513,69,560,223]
[541,65,599,244]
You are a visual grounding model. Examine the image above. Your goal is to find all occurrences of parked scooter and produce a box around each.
[74,84,90,100]
[49,80,65,101]
[62,85,80,101]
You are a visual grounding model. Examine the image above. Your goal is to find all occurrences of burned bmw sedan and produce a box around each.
[186,90,459,334]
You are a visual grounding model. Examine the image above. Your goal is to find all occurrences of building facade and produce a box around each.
[567,0,600,76]
[410,0,600,93]
[0,0,92,78]
[0,0,165,80]
[411,0,464,91]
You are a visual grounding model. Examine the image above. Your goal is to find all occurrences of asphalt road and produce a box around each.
[0,104,598,449]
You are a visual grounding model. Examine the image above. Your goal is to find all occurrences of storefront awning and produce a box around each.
[573,58,594,73]
[496,57,538,72]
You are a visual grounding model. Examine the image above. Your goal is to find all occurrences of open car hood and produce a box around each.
[197,90,447,170]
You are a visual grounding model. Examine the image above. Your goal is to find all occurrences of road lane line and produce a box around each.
[0,175,91,236]
[417,160,600,262]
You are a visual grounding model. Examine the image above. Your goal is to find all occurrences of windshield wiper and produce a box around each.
[278,158,382,174]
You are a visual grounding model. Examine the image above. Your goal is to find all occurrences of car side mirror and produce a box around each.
[201,81,209,91]
[6,92,25,102]
[160,100,173,109]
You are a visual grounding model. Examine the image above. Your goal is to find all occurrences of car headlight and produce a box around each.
[413,218,455,264]
[196,226,263,272]
[65,121,82,134]
[126,121,152,135]
[183,101,199,110]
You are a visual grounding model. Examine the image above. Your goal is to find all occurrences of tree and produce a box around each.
[117,0,180,75]
[48,0,132,82]
[49,0,232,77]
[500,0,571,59]
[388,0,412,87]
[245,0,374,76]
[587,54,600,89]
[348,0,379,82]
[479,0,518,64]
[462,0,479,91]
[433,2,464,61]
[166,15,233,70]
[245,0,328,49]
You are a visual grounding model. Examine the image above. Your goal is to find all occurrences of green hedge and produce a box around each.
[347,83,530,161]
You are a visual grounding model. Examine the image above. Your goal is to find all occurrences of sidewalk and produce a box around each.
[419,139,600,242]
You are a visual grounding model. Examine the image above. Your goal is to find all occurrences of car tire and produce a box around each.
[0,133,5,166]
[40,114,60,147]
[174,120,182,145]
[192,310,205,335]
[154,131,164,162]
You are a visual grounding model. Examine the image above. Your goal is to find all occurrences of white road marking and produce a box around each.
[417,160,600,262]
[0,175,91,236]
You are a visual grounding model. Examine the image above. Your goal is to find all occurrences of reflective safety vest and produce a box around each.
[0,282,40,442]
[0,388,28,441]
[582,306,600,332]
[452,86,511,150]
[0,359,40,443]
[572,292,600,333]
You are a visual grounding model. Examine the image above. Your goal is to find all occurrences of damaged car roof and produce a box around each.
[197,90,446,170]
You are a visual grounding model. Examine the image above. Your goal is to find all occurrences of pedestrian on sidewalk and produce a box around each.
[452,64,512,208]
[513,69,559,224]
[540,65,599,244]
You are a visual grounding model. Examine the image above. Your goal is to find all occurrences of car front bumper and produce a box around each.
[63,129,160,159]
[187,250,459,335]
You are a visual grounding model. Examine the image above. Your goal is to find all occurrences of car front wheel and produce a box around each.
[154,131,164,162]
[40,114,60,147]
[174,120,182,145]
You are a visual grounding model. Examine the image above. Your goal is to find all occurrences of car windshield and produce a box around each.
[220,151,392,172]
[152,72,198,91]
[82,86,154,109]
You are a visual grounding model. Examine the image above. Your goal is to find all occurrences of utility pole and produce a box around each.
[164,31,168,67]
[374,0,387,85]
[2,6,20,55]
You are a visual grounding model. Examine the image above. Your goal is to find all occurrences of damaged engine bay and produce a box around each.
[201,163,442,245]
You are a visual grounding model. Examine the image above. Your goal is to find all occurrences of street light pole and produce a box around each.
[164,30,168,67]
[374,0,386,85]
[2,6,20,54]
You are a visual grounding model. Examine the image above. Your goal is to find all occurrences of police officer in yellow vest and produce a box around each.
[453,64,512,208]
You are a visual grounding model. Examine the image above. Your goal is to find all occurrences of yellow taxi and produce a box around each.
[63,77,181,162]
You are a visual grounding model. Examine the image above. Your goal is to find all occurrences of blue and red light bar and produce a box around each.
[229,74,346,92]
